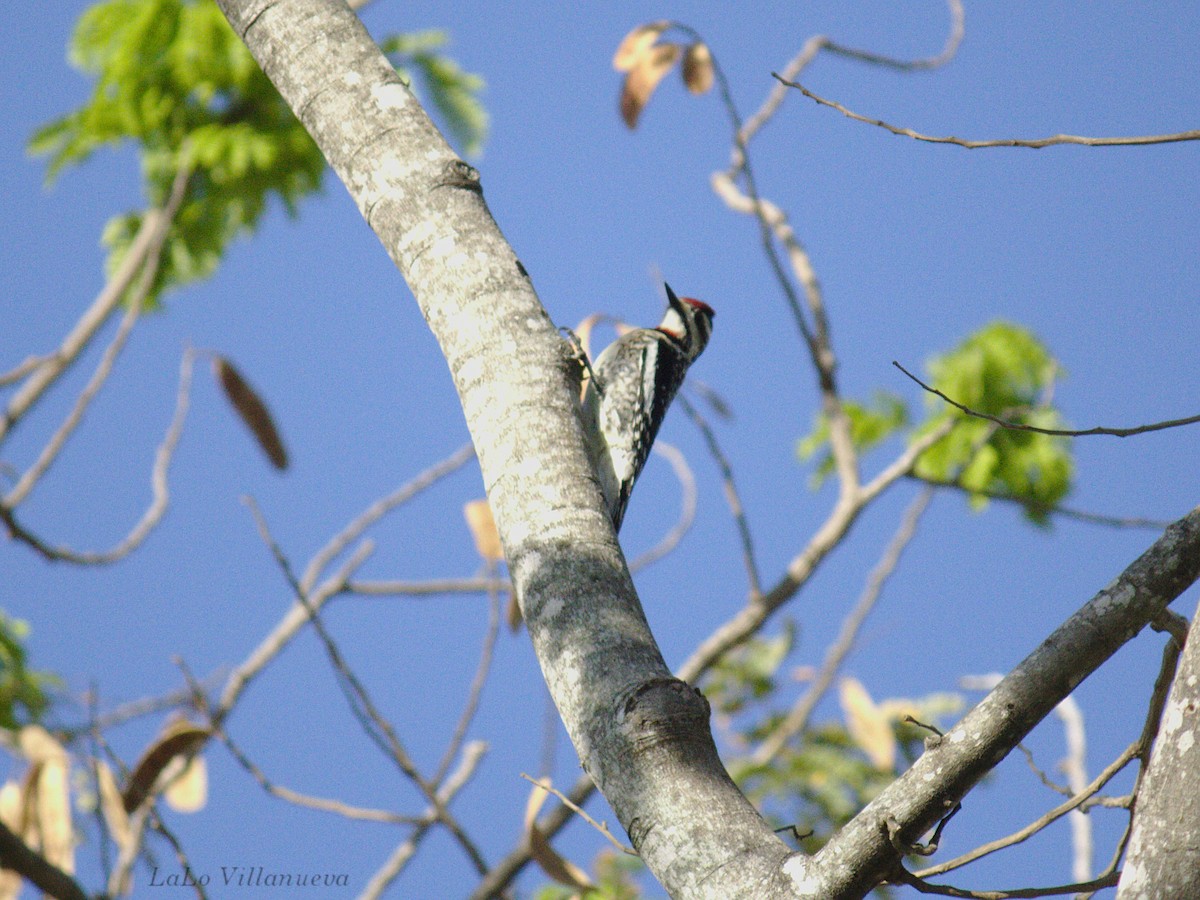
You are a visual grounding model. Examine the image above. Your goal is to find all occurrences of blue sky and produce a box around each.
[2,2,1198,896]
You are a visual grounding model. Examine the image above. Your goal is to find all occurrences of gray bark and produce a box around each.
[801,507,1200,897]
[1118,599,1200,898]
[213,1,791,897]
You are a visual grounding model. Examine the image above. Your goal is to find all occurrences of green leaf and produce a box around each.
[798,391,909,488]
[0,612,60,730]
[912,321,1074,525]
[31,1,487,308]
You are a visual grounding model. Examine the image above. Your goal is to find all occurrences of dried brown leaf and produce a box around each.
[523,779,594,890]
[14,726,73,872]
[612,21,669,72]
[123,719,210,814]
[213,356,289,470]
[464,499,504,562]
[840,677,896,771]
[681,42,714,94]
[619,43,682,129]
[17,724,65,764]
[506,593,523,633]
[0,781,23,834]
[96,762,134,854]
[33,754,73,874]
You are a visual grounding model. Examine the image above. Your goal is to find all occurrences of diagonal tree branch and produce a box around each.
[215,2,792,897]
[801,506,1200,896]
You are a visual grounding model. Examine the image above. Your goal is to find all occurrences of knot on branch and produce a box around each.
[617,677,711,751]
[435,159,483,193]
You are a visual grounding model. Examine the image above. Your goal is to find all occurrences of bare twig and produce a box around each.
[212,719,417,823]
[360,741,488,900]
[0,354,49,387]
[628,440,698,573]
[916,635,1185,880]
[299,442,476,593]
[894,360,1200,437]
[520,773,635,855]
[59,671,218,740]
[676,396,761,597]
[345,576,509,596]
[680,417,956,684]
[912,474,1173,530]
[431,563,501,786]
[741,0,963,145]
[218,446,476,715]
[0,162,192,445]
[892,867,1121,898]
[5,260,146,508]
[751,488,932,765]
[779,77,1200,149]
[240,499,489,874]
[1,347,195,563]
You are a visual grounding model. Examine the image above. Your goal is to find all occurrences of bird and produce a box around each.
[581,283,714,531]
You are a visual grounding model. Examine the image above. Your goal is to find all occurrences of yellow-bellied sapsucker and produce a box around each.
[582,283,715,531]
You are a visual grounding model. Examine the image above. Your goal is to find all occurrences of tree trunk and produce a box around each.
[1118,599,1200,898]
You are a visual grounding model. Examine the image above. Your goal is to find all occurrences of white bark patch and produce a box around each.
[783,854,817,891]
[429,235,469,270]
[1180,729,1195,755]
[1162,700,1184,736]
[1096,580,1135,614]
[397,218,436,255]
[458,355,484,387]
[370,81,409,111]
[541,595,564,619]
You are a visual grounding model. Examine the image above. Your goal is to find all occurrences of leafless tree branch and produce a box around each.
[776,76,1200,149]
[894,360,1200,437]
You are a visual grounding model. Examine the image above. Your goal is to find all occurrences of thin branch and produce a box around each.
[628,440,697,573]
[895,360,1200,437]
[740,0,963,150]
[0,821,89,900]
[675,396,761,597]
[912,473,1173,530]
[779,77,1200,149]
[0,354,49,387]
[892,867,1121,899]
[218,447,476,716]
[240,499,489,874]
[519,774,635,855]
[211,718,417,823]
[299,442,476,593]
[0,161,191,445]
[679,417,955,684]
[345,576,508,596]
[359,742,488,900]
[751,487,932,765]
[0,347,195,563]
[60,672,217,740]
[431,564,501,786]
[916,741,1138,878]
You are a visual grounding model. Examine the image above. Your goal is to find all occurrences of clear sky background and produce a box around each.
[2,2,1198,897]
